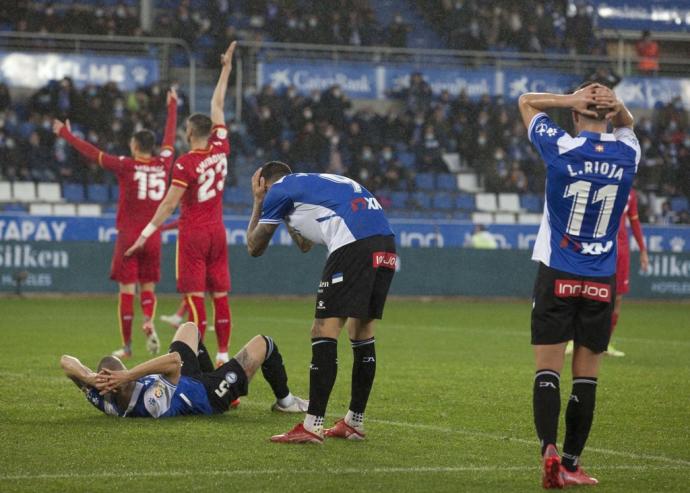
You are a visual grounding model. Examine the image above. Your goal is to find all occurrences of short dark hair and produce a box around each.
[187,113,213,139]
[97,355,126,373]
[260,161,292,183]
[575,81,607,121]
[132,130,155,153]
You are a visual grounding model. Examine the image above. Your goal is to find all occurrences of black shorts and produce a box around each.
[531,263,616,354]
[169,341,248,413]
[315,235,396,320]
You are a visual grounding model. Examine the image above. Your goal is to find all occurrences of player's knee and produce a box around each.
[177,321,200,339]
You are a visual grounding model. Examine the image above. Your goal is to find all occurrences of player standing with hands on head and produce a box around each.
[126,42,236,368]
[518,82,640,488]
[53,88,178,359]
[246,163,397,444]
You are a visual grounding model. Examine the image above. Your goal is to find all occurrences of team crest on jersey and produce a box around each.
[153,382,165,398]
[535,122,558,137]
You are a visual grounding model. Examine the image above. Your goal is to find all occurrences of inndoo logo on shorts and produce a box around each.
[351,197,382,211]
[373,252,397,270]
[554,279,611,302]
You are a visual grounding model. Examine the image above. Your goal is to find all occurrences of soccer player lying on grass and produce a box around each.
[60,322,308,418]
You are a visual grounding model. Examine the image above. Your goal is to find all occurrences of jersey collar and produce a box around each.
[578,130,616,142]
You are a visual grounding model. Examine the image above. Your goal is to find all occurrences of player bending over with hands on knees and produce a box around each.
[247,162,397,444]
[61,322,308,418]
[518,82,639,488]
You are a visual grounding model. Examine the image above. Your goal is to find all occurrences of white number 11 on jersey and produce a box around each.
[564,180,619,238]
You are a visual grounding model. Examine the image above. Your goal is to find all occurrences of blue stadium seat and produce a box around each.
[390,191,409,209]
[411,191,432,209]
[415,173,435,190]
[433,192,454,210]
[436,173,457,191]
[670,196,689,212]
[87,184,109,203]
[520,194,542,213]
[398,152,415,169]
[110,185,119,202]
[451,210,471,220]
[2,203,28,212]
[456,194,476,211]
[63,184,85,203]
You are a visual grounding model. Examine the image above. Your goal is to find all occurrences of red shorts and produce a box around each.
[616,247,630,295]
[110,231,161,284]
[176,223,231,293]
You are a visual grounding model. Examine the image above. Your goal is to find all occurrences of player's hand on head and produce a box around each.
[570,85,599,118]
[96,368,129,395]
[251,167,267,202]
[593,86,622,120]
[220,41,237,67]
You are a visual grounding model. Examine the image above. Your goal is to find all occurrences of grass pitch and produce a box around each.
[0,296,688,492]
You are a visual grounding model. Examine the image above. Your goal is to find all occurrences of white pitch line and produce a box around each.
[1,464,688,482]
[369,419,690,467]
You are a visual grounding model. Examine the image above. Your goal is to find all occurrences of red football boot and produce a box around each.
[324,419,366,440]
[560,465,598,486]
[270,423,324,444]
[230,398,240,409]
[542,444,565,489]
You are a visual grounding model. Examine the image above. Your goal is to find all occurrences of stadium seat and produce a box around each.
[451,211,470,220]
[442,153,462,173]
[53,203,77,216]
[11,182,36,202]
[2,203,28,212]
[77,204,102,217]
[432,192,454,210]
[87,184,110,203]
[670,196,689,212]
[63,184,85,203]
[494,212,516,224]
[520,194,542,213]
[414,173,435,190]
[457,173,481,192]
[471,212,494,224]
[390,191,409,209]
[411,191,432,209]
[456,194,476,211]
[398,152,415,169]
[498,193,521,212]
[436,174,457,191]
[475,193,498,212]
[518,213,543,225]
[29,203,53,215]
[0,181,10,201]
[37,182,62,202]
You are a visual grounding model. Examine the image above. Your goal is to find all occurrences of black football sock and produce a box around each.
[533,369,561,455]
[260,336,290,400]
[349,337,376,415]
[562,377,598,472]
[197,341,214,373]
[307,337,338,417]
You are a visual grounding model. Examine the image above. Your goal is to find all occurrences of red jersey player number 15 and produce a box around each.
[171,125,230,227]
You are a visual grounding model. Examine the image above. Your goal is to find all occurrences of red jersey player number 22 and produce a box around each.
[171,125,230,227]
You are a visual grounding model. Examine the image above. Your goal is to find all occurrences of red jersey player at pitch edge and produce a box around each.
[52,89,178,359]
[566,187,649,358]
[126,41,236,368]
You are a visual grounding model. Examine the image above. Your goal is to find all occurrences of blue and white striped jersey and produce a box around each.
[85,374,213,418]
[528,113,640,277]
[259,173,394,254]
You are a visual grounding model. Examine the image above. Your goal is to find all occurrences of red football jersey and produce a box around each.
[171,125,230,228]
[60,98,177,233]
[617,188,646,254]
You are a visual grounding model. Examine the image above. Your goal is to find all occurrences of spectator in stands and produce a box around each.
[467,224,498,249]
[565,2,594,55]
[658,201,677,225]
[636,30,660,74]
[387,13,411,48]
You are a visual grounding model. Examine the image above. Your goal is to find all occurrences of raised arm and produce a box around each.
[246,168,277,257]
[211,41,237,126]
[518,85,599,129]
[97,352,182,395]
[53,119,121,171]
[124,185,186,256]
[161,88,179,151]
[60,355,98,392]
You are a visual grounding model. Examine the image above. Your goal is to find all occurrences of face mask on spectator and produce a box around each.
[303,109,313,119]
[333,88,342,98]
[494,150,505,160]
[362,149,373,160]
[478,136,487,146]
[6,137,15,149]
[261,109,271,119]
[331,136,339,145]
[383,150,393,160]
